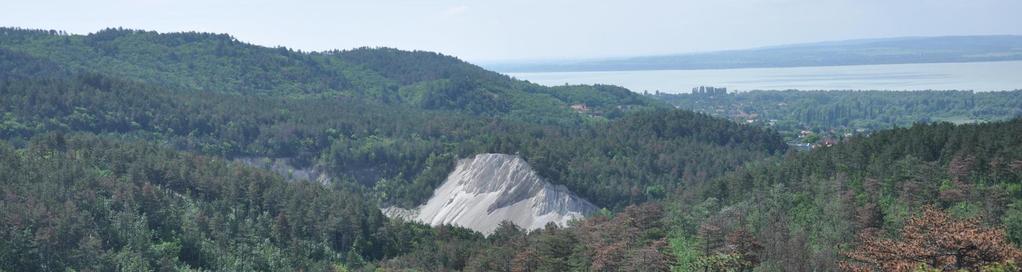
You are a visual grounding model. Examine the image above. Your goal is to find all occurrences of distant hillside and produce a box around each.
[0,27,665,122]
[490,35,1022,72]
[0,27,782,210]
[8,26,1022,271]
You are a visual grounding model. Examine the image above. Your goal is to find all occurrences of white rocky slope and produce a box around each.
[234,157,331,184]
[384,153,598,235]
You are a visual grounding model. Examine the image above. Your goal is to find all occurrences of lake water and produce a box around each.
[506,61,1022,93]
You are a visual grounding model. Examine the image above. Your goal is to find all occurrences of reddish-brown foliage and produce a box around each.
[841,206,1022,272]
[573,203,674,271]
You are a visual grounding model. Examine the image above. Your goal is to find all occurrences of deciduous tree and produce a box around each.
[841,206,1022,271]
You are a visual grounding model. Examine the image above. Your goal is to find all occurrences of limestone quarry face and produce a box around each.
[384,153,598,235]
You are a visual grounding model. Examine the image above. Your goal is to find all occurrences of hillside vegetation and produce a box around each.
[0,28,787,270]
[367,119,1022,271]
[666,119,1022,270]
[0,28,784,209]
[3,27,1020,271]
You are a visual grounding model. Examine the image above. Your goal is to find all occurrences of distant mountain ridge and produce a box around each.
[0,27,665,122]
[489,35,1022,72]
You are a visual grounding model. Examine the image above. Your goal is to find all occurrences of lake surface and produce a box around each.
[507,61,1022,93]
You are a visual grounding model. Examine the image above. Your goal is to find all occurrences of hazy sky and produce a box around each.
[4,0,1021,62]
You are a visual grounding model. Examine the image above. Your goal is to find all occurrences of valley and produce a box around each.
[1,27,1021,272]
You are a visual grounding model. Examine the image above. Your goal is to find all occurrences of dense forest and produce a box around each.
[651,90,1022,143]
[1,133,392,270]
[2,27,1022,271]
[369,118,1022,272]
[0,27,661,123]
[361,119,1022,271]
[0,29,783,209]
[666,119,1022,271]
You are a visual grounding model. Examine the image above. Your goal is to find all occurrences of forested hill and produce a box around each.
[0,134,394,270]
[665,118,1022,270]
[0,27,784,210]
[4,26,1022,271]
[333,119,1022,271]
[0,27,790,271]
[0,27,665,121]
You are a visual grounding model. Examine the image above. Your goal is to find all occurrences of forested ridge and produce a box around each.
[665,119,1022,270]
[0,27,782,271]
[2,27,1021,271]
[0,29,784,209]
[0,27,664,122]
[372,119,1022,271]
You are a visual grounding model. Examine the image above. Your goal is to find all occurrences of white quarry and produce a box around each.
[384,153,598,235]
[235,157,332,184]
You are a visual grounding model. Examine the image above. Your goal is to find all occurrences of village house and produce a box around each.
[570,103,589,113]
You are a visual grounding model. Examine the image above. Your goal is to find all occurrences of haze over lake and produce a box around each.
[508,61,1022,93]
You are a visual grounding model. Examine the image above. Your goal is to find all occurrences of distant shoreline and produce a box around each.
[488,35,1022,73]
[498,58,1022,74]
[508,60,1022,93]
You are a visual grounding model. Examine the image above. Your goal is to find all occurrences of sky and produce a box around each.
[3,0,1021,63]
